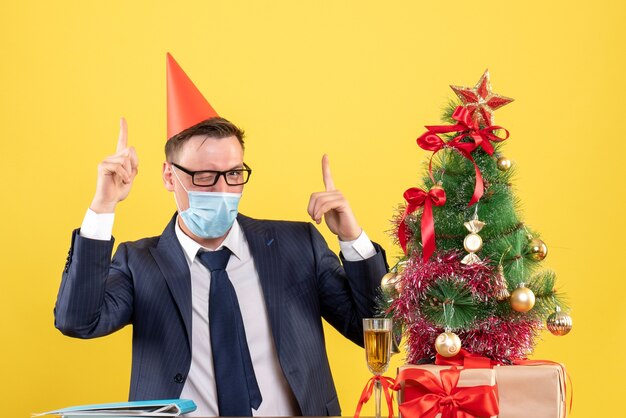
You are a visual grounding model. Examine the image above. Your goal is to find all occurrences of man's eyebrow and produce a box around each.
[200,164,244,172]
[226,164,244,171]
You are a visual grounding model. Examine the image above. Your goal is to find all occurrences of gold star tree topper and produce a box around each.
[450,69,514,127]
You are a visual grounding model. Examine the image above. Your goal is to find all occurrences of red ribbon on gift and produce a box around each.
[416,106,509,206]
[398,186,447,259]
[435,348,497,369]
[354,375,396,418]
[394,366,499,418]
[436,350,572,416]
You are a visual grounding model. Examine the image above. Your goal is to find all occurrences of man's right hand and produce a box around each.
[90,118,139,213]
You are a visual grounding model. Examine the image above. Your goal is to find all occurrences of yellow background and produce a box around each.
[1,1,624,417]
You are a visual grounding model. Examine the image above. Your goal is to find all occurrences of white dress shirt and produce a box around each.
[79,209,377,416]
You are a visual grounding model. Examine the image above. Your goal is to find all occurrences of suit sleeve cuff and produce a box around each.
[339,230,377,261]
[80,208,115,241]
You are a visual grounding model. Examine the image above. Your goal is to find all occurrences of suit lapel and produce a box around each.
[146,214,283,355]
[238,214,283,355]
[149,214,193,349]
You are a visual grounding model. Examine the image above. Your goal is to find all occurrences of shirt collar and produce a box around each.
[174,215,245,266]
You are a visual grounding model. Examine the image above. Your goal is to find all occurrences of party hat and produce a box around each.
[166,53,219,139]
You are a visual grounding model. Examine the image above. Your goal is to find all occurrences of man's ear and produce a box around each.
[163,162,175,191]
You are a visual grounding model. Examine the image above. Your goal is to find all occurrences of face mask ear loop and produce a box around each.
[170,164,189,213]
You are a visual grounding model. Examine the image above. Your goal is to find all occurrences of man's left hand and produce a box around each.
[307,154,362,241]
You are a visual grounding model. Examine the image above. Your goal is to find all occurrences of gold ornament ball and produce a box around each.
[497,156,512,171]
[527,238,548,261]
[434,331,462,357]
[546,310,573,336]
[395,278,405,295]
[510,286,536,312]
[380,272,399,294]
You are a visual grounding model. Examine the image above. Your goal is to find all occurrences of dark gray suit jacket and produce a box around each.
[55,214,388,416]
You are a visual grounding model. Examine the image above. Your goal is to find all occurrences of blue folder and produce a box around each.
[34,399,197,417]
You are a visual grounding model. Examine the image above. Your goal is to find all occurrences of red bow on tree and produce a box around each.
[416,106,509,206]
[394,367,499,418]
[398,186,446,260]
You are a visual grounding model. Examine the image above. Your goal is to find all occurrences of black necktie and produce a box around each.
[197,248,263,416]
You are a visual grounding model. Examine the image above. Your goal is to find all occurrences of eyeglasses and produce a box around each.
[171,162,252,186]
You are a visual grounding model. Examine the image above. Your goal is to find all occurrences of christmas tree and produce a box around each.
[381,70,573,365]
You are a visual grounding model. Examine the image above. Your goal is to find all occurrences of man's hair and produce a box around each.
[165,117,245,162]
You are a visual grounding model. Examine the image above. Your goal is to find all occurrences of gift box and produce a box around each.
[494,364,566,418]
[396,363,567,418]
[396,364,499,418]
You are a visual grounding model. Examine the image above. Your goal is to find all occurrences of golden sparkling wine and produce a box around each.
[364,329,391,374]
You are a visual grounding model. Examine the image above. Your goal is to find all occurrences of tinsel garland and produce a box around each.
[391,250,540,364]
[459,316,539,364]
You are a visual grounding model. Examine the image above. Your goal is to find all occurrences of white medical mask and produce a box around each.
[172,167,241,239]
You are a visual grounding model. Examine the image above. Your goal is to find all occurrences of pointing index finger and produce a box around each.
[322,154,335,191]
[116,117,128,153]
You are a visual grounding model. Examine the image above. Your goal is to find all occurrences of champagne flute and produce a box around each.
[363,318,392,418]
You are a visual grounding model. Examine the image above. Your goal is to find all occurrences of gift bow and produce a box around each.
[398,186,447,259]
[416,106,509,206]
[394,367,499,418]
[354,375,396,418]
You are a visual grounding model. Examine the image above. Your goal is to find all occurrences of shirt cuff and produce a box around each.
[339,230,377,261]
[80,208,115,241]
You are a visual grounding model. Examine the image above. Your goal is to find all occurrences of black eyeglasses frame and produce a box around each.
[171,162,252,186]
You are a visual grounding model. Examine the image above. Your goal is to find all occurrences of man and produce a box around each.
[55,54,388,417]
